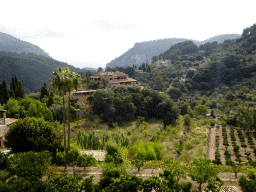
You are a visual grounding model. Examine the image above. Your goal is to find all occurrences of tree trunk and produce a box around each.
[62,89,66,153]
[198,183,202,192]
[68,92,71,151]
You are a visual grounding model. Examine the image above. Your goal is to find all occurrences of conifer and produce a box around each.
[1,79,9,104]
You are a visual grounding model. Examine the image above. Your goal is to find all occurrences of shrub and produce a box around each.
[56,151,66,166]
[79,176,95,192]
[233,145,240,152]
[245,152,251,157]
[0,154,10,169]
[4,117,62,154]
[56,148,81,166]
[181,181,192,192]
[241,143,247,148]
[76,154,87,167]
[85,155,98,167]
[105,143,123,165]
[9,151,52,179]
[132,140,163,161]
[239,169,256,192]
[65,149,80,165]
[0,170,12,181]
[183,114,192,127]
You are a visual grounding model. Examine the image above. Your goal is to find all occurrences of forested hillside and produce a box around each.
[0,32,50,58]
[131,24,256,94]
[0,51,81,92]
[106,34,240,68]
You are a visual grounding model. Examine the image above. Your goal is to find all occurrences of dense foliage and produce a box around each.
[4,117,62,154]
[91,86,179,127]
[0,51,81,92]
[152,40,199,62]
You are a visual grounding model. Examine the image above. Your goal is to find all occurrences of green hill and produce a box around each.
[0,51,81,92]
[0,32,50,58]
[134,23,256,93]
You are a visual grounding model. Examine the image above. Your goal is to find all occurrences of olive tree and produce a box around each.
[188,158,223,192]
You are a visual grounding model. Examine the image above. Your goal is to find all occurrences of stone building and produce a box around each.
[0,110,18,150]
[90,71,137,90]
[155,57,172,68]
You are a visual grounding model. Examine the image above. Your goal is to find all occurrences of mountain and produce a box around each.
[106,38,188,68]
[0,32,50,58]
[81,67,97,71]
[106,34,241,68]
[0,32,82,93]
[0,51,81,93]
[195,34,241,45]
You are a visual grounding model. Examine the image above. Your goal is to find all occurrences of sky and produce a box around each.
[0,0,256,69]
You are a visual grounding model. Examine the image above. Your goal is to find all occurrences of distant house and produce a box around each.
[90,71,138,90]
[0,110,18,150]
[155,58,172,68]
[135,69,146,74]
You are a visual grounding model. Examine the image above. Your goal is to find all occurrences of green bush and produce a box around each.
[0,154,10,169]
[183,114,192,127]
[65,149,80,165]
[241,143,247,148]
[76,154,87,167]
[56,151,66,166]
[9,151,52,179]
[181,181,192,192]
[56,148,81,166]
[239,169,256,192]
[0,170,12,181]
[85,154,98,167]
[4,117,62,154]
[132,140,163,161]
[105,143,124,165]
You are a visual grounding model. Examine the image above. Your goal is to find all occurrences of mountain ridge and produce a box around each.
[0,32,50,58]
[106,34,241,68]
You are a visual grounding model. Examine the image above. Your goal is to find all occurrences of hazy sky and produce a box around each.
[0,0,255,69]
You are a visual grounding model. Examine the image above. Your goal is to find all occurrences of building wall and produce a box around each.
[0,124,8,149]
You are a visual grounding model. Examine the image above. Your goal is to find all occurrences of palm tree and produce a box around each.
[66,71,81,151]
[52,67,69,153]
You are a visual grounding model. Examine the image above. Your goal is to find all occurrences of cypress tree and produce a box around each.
[10,77,17,98]
[17,81,25,99]
[40,83,49,100]
[0,81,2,104]
[47,92,54,107]
[1,79,9,104]
[10,75,24,99]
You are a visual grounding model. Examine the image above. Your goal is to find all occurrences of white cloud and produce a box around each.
[92,19,138,31]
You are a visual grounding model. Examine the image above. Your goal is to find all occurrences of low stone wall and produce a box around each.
[80,150,106,162]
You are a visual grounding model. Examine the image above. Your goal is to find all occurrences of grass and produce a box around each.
[67,116,212,164]
[55,116,232,170]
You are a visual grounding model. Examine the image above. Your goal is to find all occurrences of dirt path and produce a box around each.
[42,167,243,192]
[207,125,216,160]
